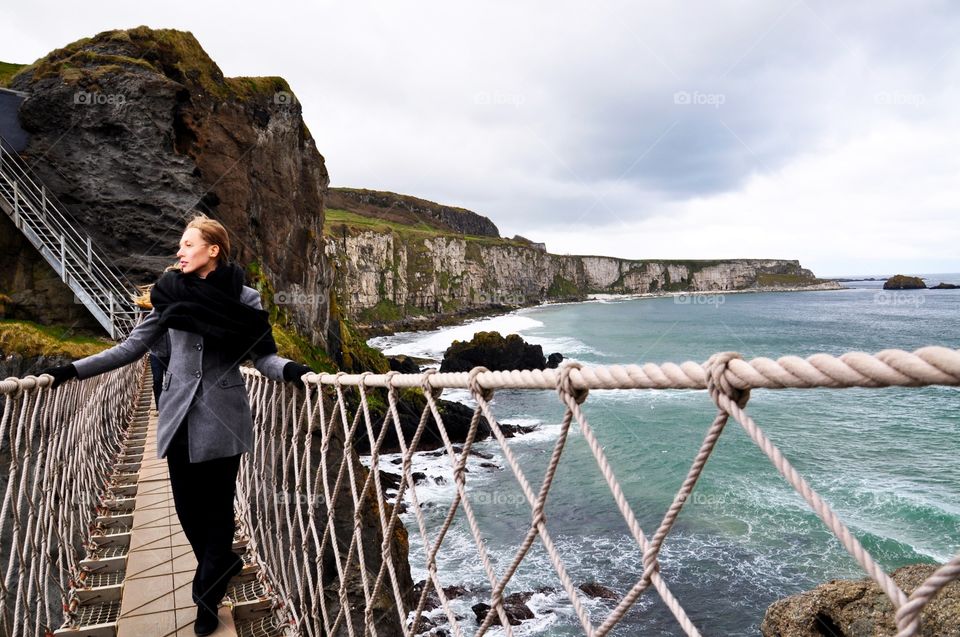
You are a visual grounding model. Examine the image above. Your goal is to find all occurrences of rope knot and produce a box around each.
[421,368,443,399]
[705,351,750,409]
[557,362,588,405]
[467,367,495,402]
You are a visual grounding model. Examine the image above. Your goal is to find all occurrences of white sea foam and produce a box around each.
[369,313,545,360]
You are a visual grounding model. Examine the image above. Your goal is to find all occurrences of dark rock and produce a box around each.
[388,355,421,374]
[500,422,539,438]
[410,580,471,614]
[440,331,548,373]
[468,449,494,460]
[931,282,959,289]
[883,275,927,289]
[433,476,446,485]
[546,352,564,368]
[761,563,960,636]
[479,462,500,470]
[379,471,402,491]
[412,472,427,484]
[579,582,619,600]
[351,391,492,455]
[471,598,535,626]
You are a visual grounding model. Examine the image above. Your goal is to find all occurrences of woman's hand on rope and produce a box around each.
[282,361,313,390]
[38,363,78,389]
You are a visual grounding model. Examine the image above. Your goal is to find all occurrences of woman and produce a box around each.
[41,214,312,636]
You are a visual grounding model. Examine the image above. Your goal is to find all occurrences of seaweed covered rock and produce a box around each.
[761,564,960,636]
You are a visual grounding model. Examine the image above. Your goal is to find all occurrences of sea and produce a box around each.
[367,274,960,636]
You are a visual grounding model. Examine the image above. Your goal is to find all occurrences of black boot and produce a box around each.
[194,602,219,636]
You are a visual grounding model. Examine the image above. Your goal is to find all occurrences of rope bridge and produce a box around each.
[1,346,958,636]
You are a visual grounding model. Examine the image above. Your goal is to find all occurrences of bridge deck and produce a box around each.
[117,399,237,637]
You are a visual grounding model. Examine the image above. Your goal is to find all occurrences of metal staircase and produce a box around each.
[0,134,141,339]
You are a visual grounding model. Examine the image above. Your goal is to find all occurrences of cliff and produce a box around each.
[323,193,840,330]
[4,27,331,349]
[329,187,499,237]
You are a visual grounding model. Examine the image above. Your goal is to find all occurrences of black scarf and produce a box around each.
[150,261,278,363]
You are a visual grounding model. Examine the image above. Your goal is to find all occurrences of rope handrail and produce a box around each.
[301,345,960,391]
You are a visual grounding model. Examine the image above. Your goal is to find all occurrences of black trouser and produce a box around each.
[166,416,243,609]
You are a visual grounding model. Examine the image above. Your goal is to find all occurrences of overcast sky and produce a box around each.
[3,1,958,277]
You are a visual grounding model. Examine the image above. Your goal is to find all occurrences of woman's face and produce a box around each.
[176,228,220,278]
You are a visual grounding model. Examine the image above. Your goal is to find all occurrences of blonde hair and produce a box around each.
[132,213,232,308]
[186,213,231,263]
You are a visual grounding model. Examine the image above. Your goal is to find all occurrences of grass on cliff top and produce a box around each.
[324,208,528,247]
[0,62,27,88]
[0,319,113,359]
[11,27,293,101]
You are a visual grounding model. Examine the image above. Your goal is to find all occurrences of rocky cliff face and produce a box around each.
[325,224,839,327]
[6,27,331,347]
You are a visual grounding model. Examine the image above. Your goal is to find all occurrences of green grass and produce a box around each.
[324,208,530,248]
[0,61,26,87]
[0,319,113,358]
[756,273,821,287]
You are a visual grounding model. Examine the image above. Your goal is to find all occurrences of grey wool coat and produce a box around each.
[72,285,294,462]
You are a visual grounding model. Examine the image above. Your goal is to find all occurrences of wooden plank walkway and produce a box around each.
[116,399,238,637]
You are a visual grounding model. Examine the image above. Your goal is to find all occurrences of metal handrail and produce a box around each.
[0,135,142,338]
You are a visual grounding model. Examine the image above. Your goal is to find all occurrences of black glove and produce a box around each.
[282,362,313,389]
[38,363,78,389]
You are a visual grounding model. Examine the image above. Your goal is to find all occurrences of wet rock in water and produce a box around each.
[388,355,421,374]
[479,462,500,470]
[500,422,539,438]
[471,598,535,626]
[412,471,427,484]
[547,352,564,368]
[930,282,959,289]
[378,471,402,491]
[579,582,619,599]
[440,331,553,372]
[410,580,470,613]
[761,563,960,636]
[883,274,926,289]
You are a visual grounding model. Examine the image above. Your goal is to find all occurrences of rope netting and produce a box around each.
[0,362,144,637]
[236,345,960,637]
[1,346,956,636]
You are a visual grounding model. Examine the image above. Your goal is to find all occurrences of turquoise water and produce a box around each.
[369,278,960,635]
